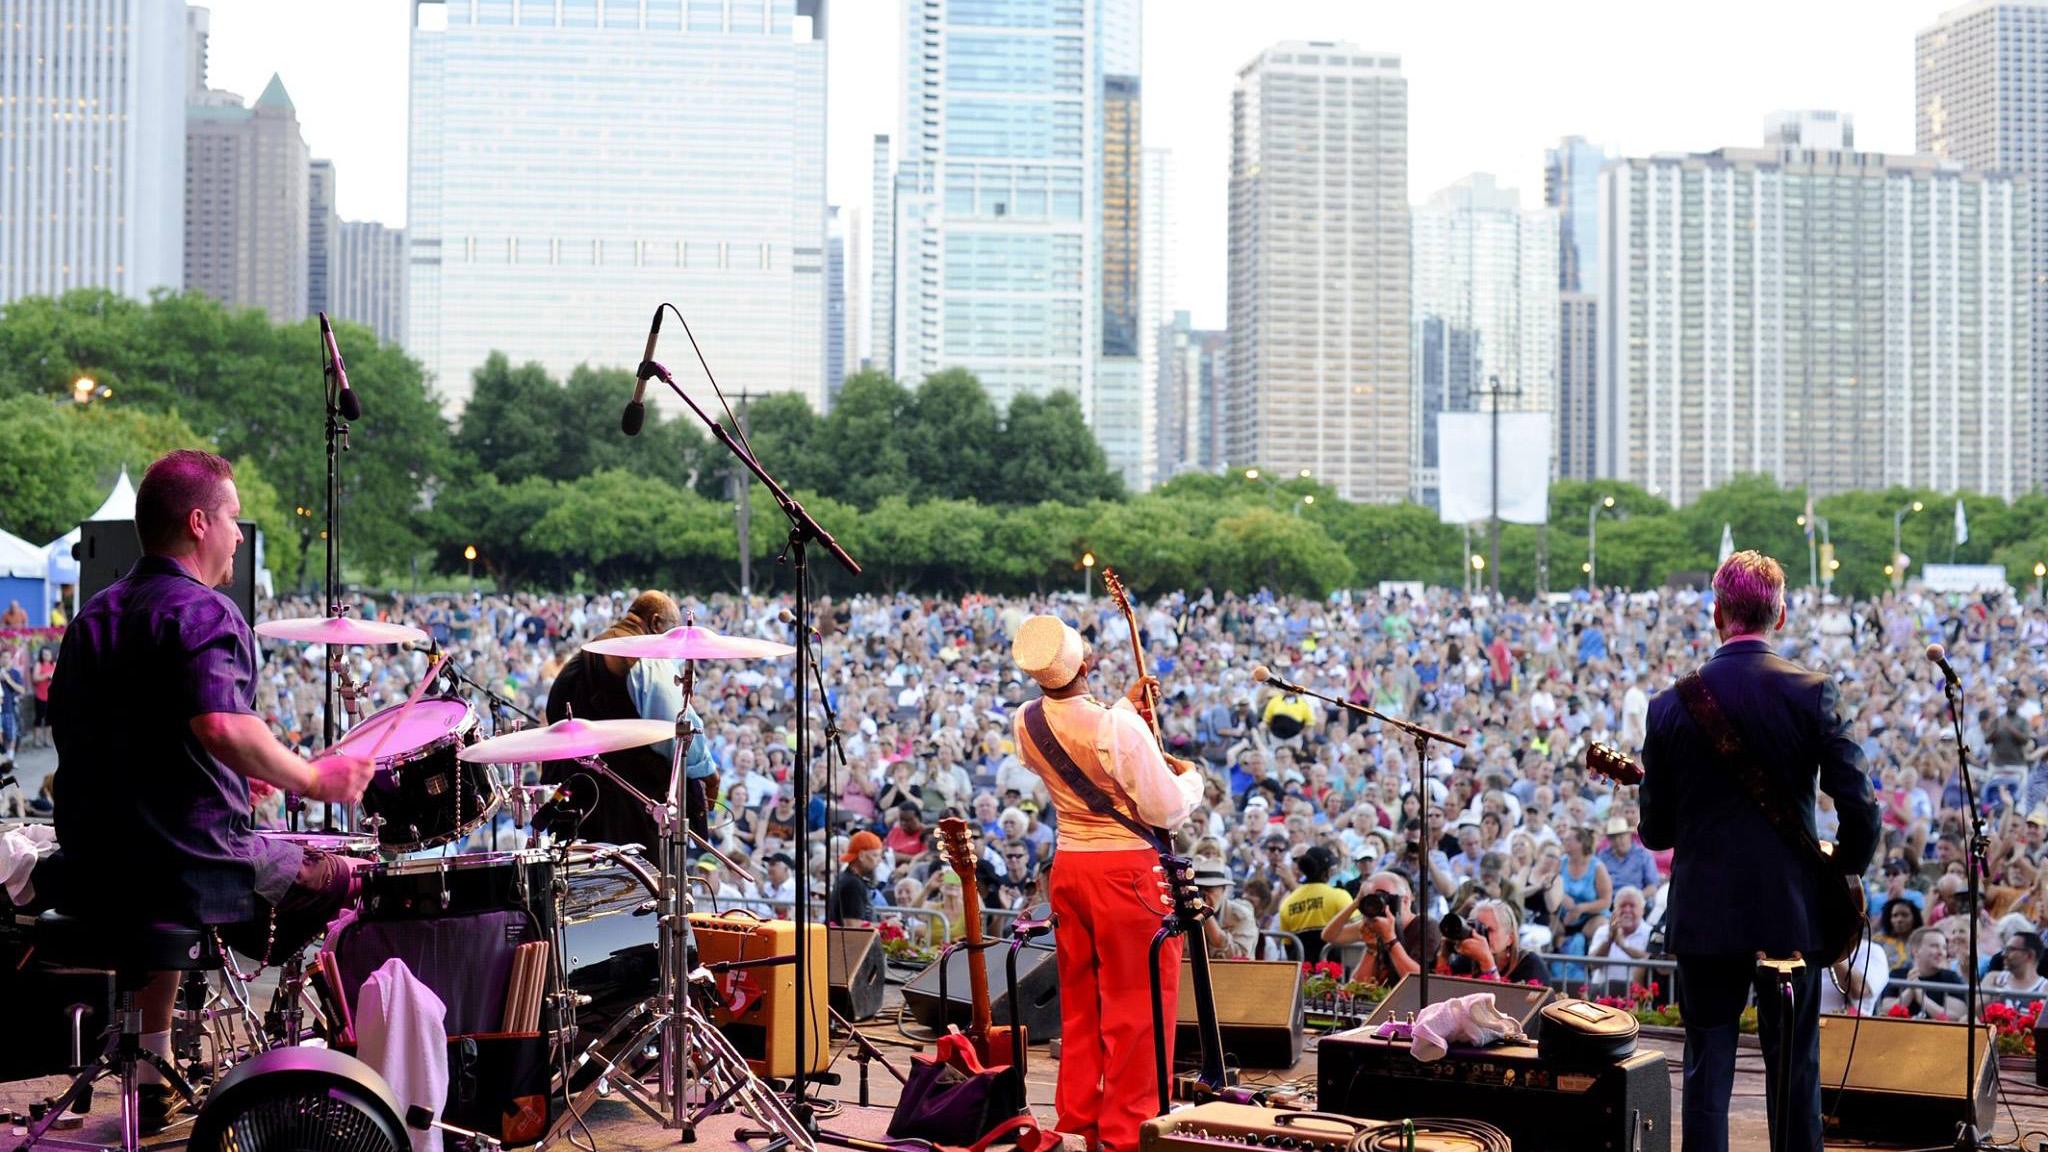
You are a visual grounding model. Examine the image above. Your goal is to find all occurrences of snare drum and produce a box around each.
[344,695,498,851]
[358,848,554,922]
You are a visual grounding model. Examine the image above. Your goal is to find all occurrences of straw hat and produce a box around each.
[1012,615,1085,690]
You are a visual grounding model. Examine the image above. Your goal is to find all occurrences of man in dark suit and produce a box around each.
[1640,551,1879,1152]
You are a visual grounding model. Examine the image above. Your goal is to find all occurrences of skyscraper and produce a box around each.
[308,158,338,317]
[844,206,864,384]
[1543,137,1606,295]
[1545,137,1607,483]
[1140,147,1178,489]
[1,0,186,306]
[1158,311,1226,479]
[1599,145,2033,502]
[408,0,828,410]
[1556,292,1597,480]
[892,0,1142,479]
[1764,109,1854,149]
[826,205,847,400]
[1226,42,1410,502]
[1919,1,2048,489]
[868,134,893,377]
[185,74,311,323]
[333,220,407,347]
[1410,174,1558,507]
[1096,70,1145,488]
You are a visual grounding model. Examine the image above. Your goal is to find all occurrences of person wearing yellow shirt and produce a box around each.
[1277,845,1346,961]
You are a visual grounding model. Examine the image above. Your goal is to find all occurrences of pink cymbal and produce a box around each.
[581,624,794,661]
[456,717,675,763]
[254,616,429,646]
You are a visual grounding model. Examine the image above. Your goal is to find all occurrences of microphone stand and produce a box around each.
[637,332,859,1134]
[1257,669,1465,1010]
[1938,671,1989,1152]
[318,326,353,833]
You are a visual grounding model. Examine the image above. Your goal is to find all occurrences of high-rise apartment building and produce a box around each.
[408,0,827,409]
[1140,147,1178,489]
[1226,42,1410,502]
[1096,70,1144,488]
[1919,1,2048,489]
[1599,146,2033,502]
[308,159,338,317]
[1543,137,1605,295]
[1556,292,1597,480]
[185,75,310,323]
[844,206,864,385]
[1410,174,1558,506]
[892,0,1143,480]
[869,134,893,377]
[1545,137,1607,483]
[185,4,208,97]
[1158,311,1226,479]
[333,220,407,347]
[1,0,187,306]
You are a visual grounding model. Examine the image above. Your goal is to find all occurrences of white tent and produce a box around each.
[46,467,137,587]
[0,528,54,626]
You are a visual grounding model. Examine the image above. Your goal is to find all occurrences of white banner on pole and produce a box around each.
[1436,411,1553,525]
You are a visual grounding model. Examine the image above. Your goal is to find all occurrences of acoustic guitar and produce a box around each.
[1583,741,1866,966]
[937,816,1021,1069]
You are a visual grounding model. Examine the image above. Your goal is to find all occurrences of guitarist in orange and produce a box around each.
[1638,551,1879,1152]
[1010,614,1202,1152]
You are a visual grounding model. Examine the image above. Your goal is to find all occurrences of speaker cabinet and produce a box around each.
[826,926,884,1022]
[687,913,828,1077]
[76,519,261,625]
[902,937,1061,1040]
[1175,959,1304,1069]
[1819,1014,1995,1145]
[1364,973,1555,1038]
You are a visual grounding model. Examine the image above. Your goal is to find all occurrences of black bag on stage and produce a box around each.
[887,1032,1024,1142]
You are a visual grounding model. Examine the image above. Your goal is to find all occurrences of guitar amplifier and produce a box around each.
[687,912,828,1077]
[1176,960,1303,1069]
[1140,1102,1380,1152]
[1317,1027,1670,1152]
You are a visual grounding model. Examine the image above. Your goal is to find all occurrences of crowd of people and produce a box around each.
[10,580,2048,1013]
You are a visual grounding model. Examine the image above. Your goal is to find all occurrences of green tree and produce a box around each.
[1000,390,1124,505]
[457,354,568,481]
[815,372,914,507]
[904,369,1002,502]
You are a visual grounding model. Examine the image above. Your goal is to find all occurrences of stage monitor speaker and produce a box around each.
[75,518,261,625]
[902,937,1060,1040]
[1175,959,1304,1069]
[687,912,829,1078]
[1318,1027,1669,1152]
[1364,973,1554,1038]
[826,926,884,1022]
[1819,1014,1994,1145]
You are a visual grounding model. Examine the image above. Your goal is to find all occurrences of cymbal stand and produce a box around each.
[539,660,811,1151]
[318,324,353,834]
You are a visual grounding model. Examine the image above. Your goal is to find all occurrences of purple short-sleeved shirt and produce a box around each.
[51,555,301,924]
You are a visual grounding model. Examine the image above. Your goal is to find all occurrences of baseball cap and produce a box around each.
[841,830,884,861]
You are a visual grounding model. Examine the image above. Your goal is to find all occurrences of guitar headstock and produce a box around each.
[1102,566,1133,616]
[1157,853,1213,926]
[1584,741,1645,786]
[936,817,979,881]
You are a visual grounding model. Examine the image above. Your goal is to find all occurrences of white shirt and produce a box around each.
[1588,917,1653,987]
[1818,939,1890,1016]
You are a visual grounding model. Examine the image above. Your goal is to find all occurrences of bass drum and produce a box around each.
[555,846,660,1049]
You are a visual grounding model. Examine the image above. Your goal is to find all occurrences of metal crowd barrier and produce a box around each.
[728,896,955,943]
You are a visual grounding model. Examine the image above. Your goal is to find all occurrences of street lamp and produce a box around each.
[1082,551,1096,599]
[1587,495,1615,593]
[464,544,478,591]
[2035,561,2046,602]
[1891,500,1923,586]
[70,376,110,404]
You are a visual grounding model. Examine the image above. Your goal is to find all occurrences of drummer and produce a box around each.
[48,450,375,1128]
[544,591,714,848]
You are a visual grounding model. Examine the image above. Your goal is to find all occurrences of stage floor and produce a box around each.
[7,984,2048,1151]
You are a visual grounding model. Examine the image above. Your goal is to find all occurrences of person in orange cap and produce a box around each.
[1010,614,1201,1152]
[828,829,885,925]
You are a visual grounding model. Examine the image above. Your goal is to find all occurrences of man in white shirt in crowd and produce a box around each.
[1818,934,1891,1017]
[1588,886,1654,995]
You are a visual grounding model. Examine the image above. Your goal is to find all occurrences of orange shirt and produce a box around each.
[1013,693,1201,852]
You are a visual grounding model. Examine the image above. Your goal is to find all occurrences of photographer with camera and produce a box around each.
[1323,871,1435,986]
[1438,898,1549,984]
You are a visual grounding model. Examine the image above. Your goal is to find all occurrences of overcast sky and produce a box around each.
[203,0,1957,330]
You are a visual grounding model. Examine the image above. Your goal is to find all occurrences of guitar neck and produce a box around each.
[1120,605,1165,745]
[957,873,993,1038]
[1182,926,1229,1090]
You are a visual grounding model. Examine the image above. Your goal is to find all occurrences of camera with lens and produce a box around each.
[1439,911,1473,944]
[1358,890,1402,920]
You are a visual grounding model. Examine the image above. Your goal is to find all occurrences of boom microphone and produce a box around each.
[320,312,360,421]
[1249,664,1305,694]
[1925,642,1962,688]
[621,305,664,436]
[532,771,598,831]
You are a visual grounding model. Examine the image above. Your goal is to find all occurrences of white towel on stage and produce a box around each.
[1410,991,1523,1063]
[356,957,449,1152]
[0,823,57,905]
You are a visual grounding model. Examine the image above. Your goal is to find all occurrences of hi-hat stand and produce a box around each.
[633,304,860,1133]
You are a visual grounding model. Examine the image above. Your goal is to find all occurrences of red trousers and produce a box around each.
[1049,847,1181,1152]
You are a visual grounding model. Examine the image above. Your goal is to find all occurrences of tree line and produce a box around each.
[4,289,2047,601]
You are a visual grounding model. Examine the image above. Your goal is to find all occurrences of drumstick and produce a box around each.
[359,652,447,763]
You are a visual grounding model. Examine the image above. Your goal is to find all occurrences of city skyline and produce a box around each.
[193,0,1962,333]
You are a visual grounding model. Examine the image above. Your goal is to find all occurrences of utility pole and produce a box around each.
[730,391,753,595]
[1487,375,1523,599]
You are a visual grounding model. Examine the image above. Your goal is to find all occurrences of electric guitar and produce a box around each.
[937,816,1021,1069]
[1102,567,1167,750]
[1582,740,1866,966]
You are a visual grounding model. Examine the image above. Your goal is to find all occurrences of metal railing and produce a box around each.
[718,896,954,943]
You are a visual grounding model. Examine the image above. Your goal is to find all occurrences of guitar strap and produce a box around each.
[1674,671,1835,871]
[1019,700,1168,854]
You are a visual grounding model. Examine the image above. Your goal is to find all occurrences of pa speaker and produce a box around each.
[1364,973,1554,1038]
[1819,1014,1994,1145]
[1176,959,1304,1069]
[902,938,1060,1040]
[75,519,261,625]
[826,926,884,1022]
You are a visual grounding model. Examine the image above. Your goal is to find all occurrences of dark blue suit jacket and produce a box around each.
[1639,638,1879,957]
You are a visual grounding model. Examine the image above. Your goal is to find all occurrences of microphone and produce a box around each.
[320,312,360,421]
[621,304,663,436]
[778,607,822,642]
[1925,642,1962,688]
[532,772,598,830]
[1249,664,1306,694]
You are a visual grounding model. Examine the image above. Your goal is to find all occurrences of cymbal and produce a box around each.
[254,616,429,646]
[582,624,794,662]
[456,717,675,764]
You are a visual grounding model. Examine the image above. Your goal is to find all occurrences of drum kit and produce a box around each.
[238,611,810,1149]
